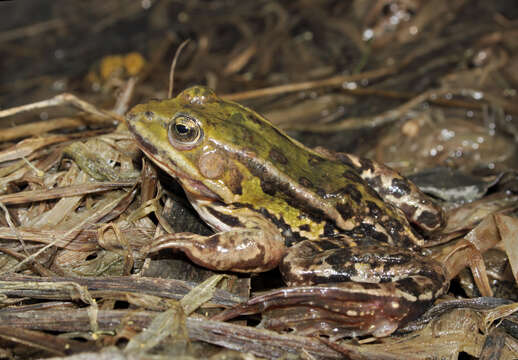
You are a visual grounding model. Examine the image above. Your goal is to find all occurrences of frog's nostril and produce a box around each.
[127,112,136,120]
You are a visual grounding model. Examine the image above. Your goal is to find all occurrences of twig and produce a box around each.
[220,66,395,101]
[0,182,136,205]
[0,202,28,255]
[0,19,64,43]
[0,326,96,356]
[0,93,123,123]
[0,117,85,142]
[0,274,246,307]
[168,39,191,99]
[0,309,342,359]
[112,77,137,116]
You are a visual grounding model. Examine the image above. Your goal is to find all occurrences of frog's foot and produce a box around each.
[141,227,286,273]
[314,147,445,235]
[213,239,449,337]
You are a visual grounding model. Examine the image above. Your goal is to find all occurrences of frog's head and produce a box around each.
[127,86,290,202]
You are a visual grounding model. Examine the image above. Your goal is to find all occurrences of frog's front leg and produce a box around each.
[142,205,286,273]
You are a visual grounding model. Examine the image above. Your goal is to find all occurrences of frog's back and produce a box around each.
[192,92,419,247]
[234,140,419,248]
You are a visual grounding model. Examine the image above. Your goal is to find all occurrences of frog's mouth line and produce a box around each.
[133,135,220,201]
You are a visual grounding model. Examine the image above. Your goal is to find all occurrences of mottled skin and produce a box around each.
[127,86,448,337]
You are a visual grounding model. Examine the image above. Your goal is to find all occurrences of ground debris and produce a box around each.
[1,0,518,359]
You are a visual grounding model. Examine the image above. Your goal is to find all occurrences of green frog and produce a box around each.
[127,86,448,338]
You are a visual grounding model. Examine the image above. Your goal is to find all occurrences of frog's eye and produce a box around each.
[168,114,203,149]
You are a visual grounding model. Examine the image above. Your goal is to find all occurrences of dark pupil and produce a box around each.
[175,123,190,135]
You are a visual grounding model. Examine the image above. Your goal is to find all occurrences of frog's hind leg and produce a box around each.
[212,239,448,337]
[315,147,444,235]
[214,239,447,337]
[343,153,445,234]
[268,239,448,337]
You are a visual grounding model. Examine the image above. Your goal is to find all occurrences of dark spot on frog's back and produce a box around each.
[230,112,246,124]
[366,201,382,219]
[323,248,354,267]
[257,207,307,246]
[228,167,243,195]
[417,210,441,228]
[420,264,446,284]
[336,202,354,219]
[298,176,313,188]
[390,178,411,198]
[240,156,281,197]
[299,224,310,231]
[395,277,421,297]
[367,175,383,191]
[383,218,404,235]
[342,170,362,183]
[359,157,375,172]
[308,154,324,166]
[350,224,389,244]
[206,207,243,227]
[260,178,277,196]
[269,148,288,165]
[343,184,363,204]
[359,282,383,290]
[399,203,417,218]
[334,152,354,167]
[312,239,341,251]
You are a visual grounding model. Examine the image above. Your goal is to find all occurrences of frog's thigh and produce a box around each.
[280,239,447,299]
[335,151,444,234]
[144,210,286,273]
